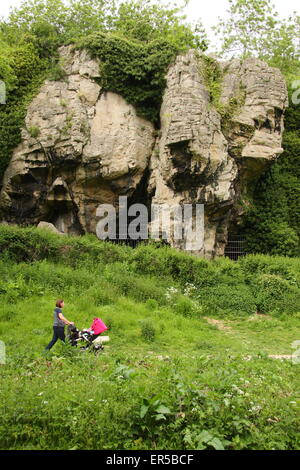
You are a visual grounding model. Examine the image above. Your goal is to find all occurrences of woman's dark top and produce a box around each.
[53,308,65,327]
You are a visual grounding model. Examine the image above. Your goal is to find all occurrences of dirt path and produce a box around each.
[204,317,232,332]
[244,354,294,360]
[203,316,296,361]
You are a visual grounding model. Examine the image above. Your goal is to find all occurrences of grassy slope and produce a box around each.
[0,226,299,450]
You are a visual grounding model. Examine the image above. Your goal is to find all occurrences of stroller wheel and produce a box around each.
[93,344,104,354]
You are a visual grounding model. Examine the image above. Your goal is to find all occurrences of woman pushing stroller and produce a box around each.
[45,299,74,351]
[45,300,108,352]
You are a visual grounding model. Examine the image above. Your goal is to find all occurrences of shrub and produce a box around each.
[0,225,129,265]
[198,284,257,317]
[173,296,202,318]
[133,243,214,286]
[28,125,40,138]
[104,262,167,304]
[252,273,300,315]
[239,254,300,284]
[48,62,66,81]
[140,320,156,342]
[0,226,299,320]
[0,225,61,262]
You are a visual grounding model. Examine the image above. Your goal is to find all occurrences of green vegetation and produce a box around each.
[0,41,48,180]
[1,225,299,317]
[241,100,300,257]
[80,32,177,122]
[198,54,247,131]
[28,125,41,138]
[0,0,299,257]
[0,1,299,450]
[197,54,223,108]
[0,225,299,450]
[214,0,300,80]
[61,112,74,136]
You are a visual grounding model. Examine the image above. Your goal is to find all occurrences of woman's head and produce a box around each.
[56,299,65,308]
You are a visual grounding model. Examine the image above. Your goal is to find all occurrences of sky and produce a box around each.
[185,0,299,27]
[1,0,299,32]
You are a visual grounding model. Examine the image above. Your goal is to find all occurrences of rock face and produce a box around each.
[0,46,155,235]
[0,46,288,257]
[149,52,288,257]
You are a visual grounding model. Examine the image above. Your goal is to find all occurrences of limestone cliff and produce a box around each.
[0,46,288,257]
[149,52,288,257]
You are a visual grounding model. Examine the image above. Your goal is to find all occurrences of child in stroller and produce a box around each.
[67,317,108,353]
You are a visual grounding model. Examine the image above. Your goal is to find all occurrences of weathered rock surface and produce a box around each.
[0,45,155,234]
[0,46,288,257]
[37,221,66,235]
[148,52,288,257]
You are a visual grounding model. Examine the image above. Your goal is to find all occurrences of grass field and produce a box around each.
[0,225,299,450]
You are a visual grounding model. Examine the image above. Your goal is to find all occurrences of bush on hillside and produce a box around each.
[198,284,257,318]
[251,273,300,315]
[0,225,299,317]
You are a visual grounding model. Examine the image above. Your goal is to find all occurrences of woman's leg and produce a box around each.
[57,327,66,342]
[45,327,65,350]
[45,327,59,350]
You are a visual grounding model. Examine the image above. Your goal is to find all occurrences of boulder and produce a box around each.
[37,221,66,235]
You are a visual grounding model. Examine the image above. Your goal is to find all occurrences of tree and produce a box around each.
[110,0,207,51]
[2,0,207,51]
[65,0,117,41]
[5,0,67,35]
[213,0,300,79]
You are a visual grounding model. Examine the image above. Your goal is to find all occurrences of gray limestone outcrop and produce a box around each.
[0,46,288,257]
[149,52,288,257]
[0,46,155,235]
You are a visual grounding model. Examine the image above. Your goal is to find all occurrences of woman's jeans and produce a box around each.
[45,326,65,350]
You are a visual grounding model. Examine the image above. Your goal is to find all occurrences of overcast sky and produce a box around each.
[1,0,299,32]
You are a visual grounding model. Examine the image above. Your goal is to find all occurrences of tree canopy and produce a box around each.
[1,0,207,53]
[214,0,300,81]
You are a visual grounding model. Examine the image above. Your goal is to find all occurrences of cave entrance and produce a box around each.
[224,234,246,261]
[107,169,151,248]
[45,201,84,236]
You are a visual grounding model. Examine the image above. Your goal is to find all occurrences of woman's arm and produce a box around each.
[58,312,74,325]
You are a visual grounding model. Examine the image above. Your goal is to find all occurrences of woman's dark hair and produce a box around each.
[56,299,64,308]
